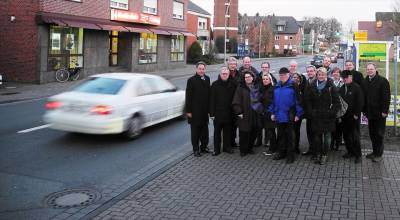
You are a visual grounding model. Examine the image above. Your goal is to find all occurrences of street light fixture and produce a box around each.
[224,0,231,64]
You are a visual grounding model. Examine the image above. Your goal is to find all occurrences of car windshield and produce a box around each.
[73,77,126,95]
[314,55,324,60]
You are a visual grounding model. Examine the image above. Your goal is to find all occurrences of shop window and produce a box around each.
[139,33,157,64]
[171,35,184,62]
[143,0,157,14]
[110,0,128,10]
[173,1,183,19]
[48,26,83,71]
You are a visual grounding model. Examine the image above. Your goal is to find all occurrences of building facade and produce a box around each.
[269,16,303,56]
[0,0,193,83]
[186,1,211,55]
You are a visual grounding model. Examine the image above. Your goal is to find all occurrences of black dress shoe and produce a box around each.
[212,152,220,156]
[223,149,234,154]
[273,154,285,160]
[286,157,295,164]
[254,141,262,147]
[248,149,255,154]
[240,152,247,157]
[200,148,211,153]
[194,151,201,157]
[342,153,353,159]
[302,151,313,156]
[366,152,375,159]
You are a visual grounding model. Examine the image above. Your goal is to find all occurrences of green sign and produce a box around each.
[359,43,386,61]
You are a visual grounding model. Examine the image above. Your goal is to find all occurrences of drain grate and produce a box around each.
[44,188,101,209]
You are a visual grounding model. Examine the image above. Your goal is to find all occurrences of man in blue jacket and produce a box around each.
[269,67,304,164]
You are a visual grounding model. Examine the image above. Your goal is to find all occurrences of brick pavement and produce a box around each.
[89,139,400,220]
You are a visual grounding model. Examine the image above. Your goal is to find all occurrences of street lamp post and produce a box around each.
[259,20,262,58]
[224,0,231,64]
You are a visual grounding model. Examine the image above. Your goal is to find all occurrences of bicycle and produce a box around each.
[55,63,82,82]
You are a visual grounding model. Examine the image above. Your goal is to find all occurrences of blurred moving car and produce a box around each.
[329,53,337,63]
[310,54,325,68]
[43,73,185,139]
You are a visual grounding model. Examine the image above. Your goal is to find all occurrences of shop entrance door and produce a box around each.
[109,31,118,66]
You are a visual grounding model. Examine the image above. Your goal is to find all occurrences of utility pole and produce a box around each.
[394,36,399,134]
[224,0,231,64]
[259,19,262,58]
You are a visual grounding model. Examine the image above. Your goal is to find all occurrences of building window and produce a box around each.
[274,45,279,49]
[284,36,288,40]
[48,26,83,71]
[139,33,157,64]
[110,0,128,10]
[289,36,293,40]
[198,17,207,30]
[275,36,279,40]
[171,35,184,62]
[173,1,183,19]
[143,0,157,14]
[277,25,284,31]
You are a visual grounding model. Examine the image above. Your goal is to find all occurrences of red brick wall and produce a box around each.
[186,13,198,50]
[0,0,39,82]
[213,0,238,40]
[40,0,109,19]
[274,33,302,55]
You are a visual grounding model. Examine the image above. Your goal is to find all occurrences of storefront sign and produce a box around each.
[110,9,160,25]
[354,31,368,41]
[358,43,386,61]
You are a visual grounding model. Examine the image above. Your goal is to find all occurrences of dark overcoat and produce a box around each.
[209,77,236,123]
[307,79,340,133]
[185,74,210,125]
[363,72,390,120]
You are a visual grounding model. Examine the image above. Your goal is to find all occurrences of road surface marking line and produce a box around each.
[17,124,51,133]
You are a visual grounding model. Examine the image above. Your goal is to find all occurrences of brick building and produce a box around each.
[186,1,211,55]
[268,16,303,56]
[0,0,193,83]
[213,0,238,52]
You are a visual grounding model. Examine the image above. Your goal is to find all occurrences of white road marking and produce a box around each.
[17,124,51,134]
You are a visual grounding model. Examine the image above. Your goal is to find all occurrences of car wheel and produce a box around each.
[124,116,143,139]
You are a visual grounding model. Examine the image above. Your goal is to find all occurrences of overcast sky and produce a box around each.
[190,0,396,31]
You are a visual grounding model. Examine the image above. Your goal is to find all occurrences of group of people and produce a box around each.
[185,56,391,165]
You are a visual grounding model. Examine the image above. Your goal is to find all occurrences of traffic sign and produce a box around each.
[354,31,368,41]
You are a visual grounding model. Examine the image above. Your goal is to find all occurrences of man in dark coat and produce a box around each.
[322,56,332,76]
[363,63,391,162]
[345,60,365,89]
[340,70,364,163]
[268,67,304,164]
[302,65,317,158]
[209,67,236,156]
[185,61,211,157]
[238,56,259,81]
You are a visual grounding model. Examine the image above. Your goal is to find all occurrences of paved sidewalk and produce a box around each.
[88,139,400,220]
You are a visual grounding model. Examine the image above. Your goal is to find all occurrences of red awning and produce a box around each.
[125,27,152,33]
[180,31,196,37]
[62,19,102,30]
[42,17,67,26]
[167,31,182,36]
[97,24,129,32]
[149,28,170,35]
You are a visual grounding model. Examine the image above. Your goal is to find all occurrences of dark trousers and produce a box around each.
[213,121,232,153]
[342,116,361,157]
[264,127,277,152]
[190,124,209,153]
[294,118,303,152]
[331,119,343,149]
[277,123,295,158]
[306,119,315,154]
[368,118,386,157]
[255,128,263,145]
[314,132,331,155]
[231,118,238,147]
[239,128,257,154]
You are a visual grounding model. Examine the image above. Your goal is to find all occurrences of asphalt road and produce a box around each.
[0,56,315,220]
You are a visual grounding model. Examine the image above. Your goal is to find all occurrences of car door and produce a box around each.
[146,77,177,121]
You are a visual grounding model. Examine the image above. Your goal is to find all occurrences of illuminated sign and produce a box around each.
[110,9,160,25]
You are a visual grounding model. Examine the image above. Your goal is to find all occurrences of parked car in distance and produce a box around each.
[337,52,344,59]
[329,53,337,63]
[43,73,185,139]
[310,54,325,68]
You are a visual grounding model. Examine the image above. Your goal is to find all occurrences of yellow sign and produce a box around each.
[358,43,386,61]
[354,31,368,41]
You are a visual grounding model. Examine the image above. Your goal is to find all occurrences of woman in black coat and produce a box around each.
[307,67,340,165]
[260,73,276,154]
[292,72,304,154]
[232,70,263,157]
